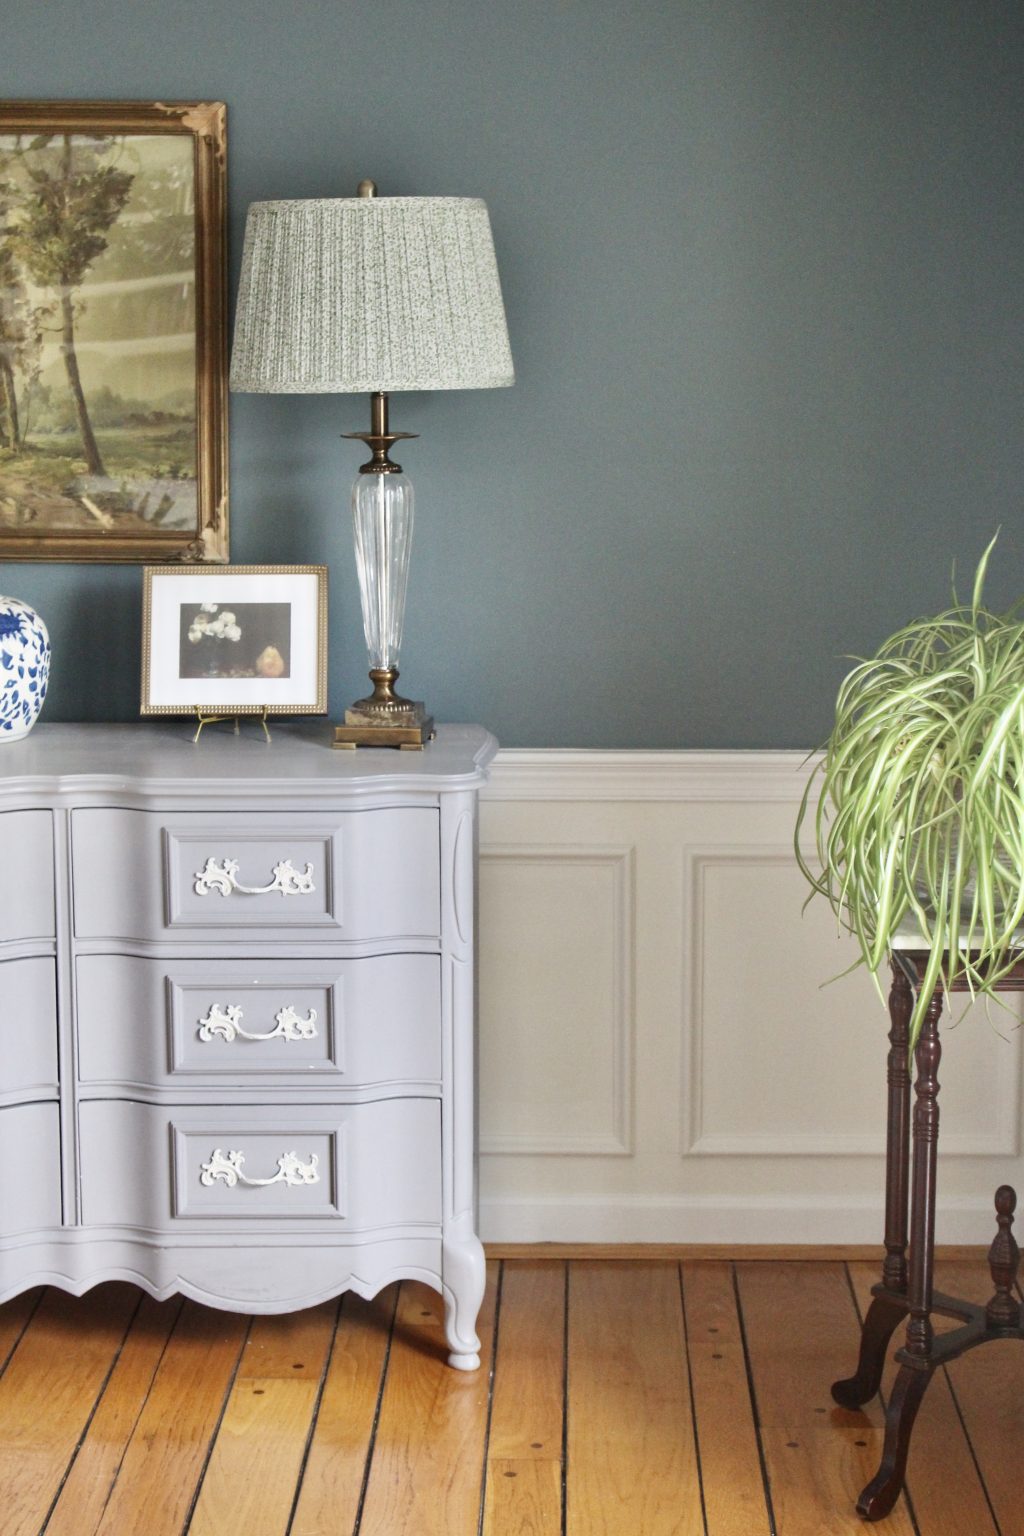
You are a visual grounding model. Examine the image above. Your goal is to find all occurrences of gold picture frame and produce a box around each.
[0,100,228,562]
[141,565,328,717]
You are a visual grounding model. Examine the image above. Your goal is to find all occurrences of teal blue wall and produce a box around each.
[2,1,1021,747]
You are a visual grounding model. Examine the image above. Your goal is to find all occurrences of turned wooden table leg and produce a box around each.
[905,987,943,1359]
[882,962,913,1294]
[857,982,943,1521]
[986,1185,1020,1329]
[832,961,913,1410]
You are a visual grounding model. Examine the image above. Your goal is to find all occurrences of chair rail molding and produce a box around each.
[483,747,820,803]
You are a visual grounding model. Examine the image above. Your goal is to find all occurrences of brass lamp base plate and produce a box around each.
[332,706,435,751]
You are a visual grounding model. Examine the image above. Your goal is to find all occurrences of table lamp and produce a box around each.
[230,180,514,747]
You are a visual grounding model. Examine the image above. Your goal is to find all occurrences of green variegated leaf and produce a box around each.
[796,537,1024,1050]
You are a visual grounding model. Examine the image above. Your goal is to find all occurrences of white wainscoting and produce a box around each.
[477,750,1023,1245]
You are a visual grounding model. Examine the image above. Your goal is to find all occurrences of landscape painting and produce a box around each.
[0,101,227,562]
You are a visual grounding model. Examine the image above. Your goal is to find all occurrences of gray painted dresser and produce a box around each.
[0,721,497,1370]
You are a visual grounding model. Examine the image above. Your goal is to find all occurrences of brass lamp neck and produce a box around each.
[341,391,418,474]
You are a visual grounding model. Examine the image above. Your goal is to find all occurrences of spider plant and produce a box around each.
[796,536,1024,1049]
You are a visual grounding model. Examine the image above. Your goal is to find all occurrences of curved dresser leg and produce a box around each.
[442,1230,485,1371]
[832,1293,907,1409]
[856,1362,932,1521]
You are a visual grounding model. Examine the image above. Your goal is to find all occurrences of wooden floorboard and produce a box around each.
[0,1283,139,1536]
[566,1260,704,1535]
[683,1261,770,1536]
[45,1295,183,1536]
[357,1267,498,1536]
[187,1301,339,1536]
[482,1259,564,1536]
[1,1260,1021,1534]
[484,1458,563,1536]
[0,1289,43,1377]
[88,1300,250,1536]
[288,1288,396,1536]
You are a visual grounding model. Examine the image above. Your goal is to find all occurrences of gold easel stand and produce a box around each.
[193,706,272,745]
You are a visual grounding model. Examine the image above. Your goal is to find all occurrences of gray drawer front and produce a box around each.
[0,956,58,1102]
[76,954,441,1089]
[71,807,440,942]
[0,1104,61,1232]
[79,1099,441,1231]
[0,810,54,943]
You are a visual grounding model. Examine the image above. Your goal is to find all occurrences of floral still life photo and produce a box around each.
[142,565,326,717]
[180,602,291,681]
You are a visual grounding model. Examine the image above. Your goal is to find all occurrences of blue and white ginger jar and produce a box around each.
[0,597,50,741]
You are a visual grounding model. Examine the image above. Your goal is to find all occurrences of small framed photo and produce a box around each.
[141,565,327,716]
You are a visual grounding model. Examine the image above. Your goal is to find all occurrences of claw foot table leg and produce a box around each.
[832,1294,907,1410]
[856,1363,932,1521]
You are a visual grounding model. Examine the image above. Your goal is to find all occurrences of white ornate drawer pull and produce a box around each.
[197,1004,319,1044]
[193,857,315,898]
[199,1148,320,1189]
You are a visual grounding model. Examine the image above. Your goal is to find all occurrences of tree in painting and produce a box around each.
[0,158,39,454]
[8,136,133,476]
[0,127,199,542]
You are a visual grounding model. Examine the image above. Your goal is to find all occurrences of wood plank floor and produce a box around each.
[2,1258,1023,1535]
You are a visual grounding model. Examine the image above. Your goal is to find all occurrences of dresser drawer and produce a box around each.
[0,1104,61,1233]
[79,1099,441,1232]
[0,810,54,943]
[76,954,441,1090]
[0,956,58,1101]
[71,807,440,942]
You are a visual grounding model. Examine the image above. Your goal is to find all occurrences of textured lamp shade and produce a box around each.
[230,195,514,394]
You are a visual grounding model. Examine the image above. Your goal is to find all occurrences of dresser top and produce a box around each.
[0,722,498,799]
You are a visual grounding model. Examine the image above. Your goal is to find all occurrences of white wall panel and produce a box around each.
[477,750,1024,1244]
[685,848,1021,1159]
[478,846,634,1155]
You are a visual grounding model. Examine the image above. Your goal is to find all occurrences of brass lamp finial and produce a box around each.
[356,178,378,198]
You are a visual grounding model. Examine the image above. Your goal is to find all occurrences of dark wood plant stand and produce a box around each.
[832,950,1024,1521]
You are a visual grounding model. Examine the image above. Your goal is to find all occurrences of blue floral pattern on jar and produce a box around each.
[0,597,50,741]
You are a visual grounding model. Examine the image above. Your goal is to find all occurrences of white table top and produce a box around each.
[0,721,498,797]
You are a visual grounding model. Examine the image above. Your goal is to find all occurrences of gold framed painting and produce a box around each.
[141,565,328,717]
[0,100,228,562]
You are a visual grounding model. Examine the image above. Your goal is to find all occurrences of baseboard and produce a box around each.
[483,1242,987,1262]
[478,1194,1003,1246]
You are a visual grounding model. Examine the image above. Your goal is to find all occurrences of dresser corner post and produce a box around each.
[439,781,486,1370]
